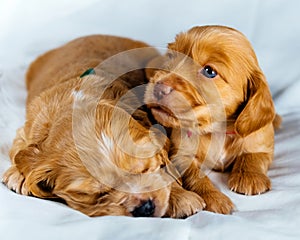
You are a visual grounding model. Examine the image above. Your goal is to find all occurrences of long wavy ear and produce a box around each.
[234,69,275,137]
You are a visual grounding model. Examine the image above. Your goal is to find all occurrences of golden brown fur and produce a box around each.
[2,35,205,218]
[145,25,280,214]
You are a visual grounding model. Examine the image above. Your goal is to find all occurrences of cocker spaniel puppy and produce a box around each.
[145,25,281,214]
[2,35,205,218]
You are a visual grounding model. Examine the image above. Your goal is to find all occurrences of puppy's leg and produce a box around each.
[182,162,234,214]
[3,145,42,196]
[3,102,51,196]
[9,127,27,162]
[2,127,30,195]
[228,153,272,195]
[165,182,206,218]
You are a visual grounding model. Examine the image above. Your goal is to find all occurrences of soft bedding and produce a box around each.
[0,0,300,239]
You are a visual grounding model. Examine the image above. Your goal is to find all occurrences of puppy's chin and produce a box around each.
[150,106,180,128]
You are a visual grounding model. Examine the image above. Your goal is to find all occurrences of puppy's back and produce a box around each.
[26,35,158,103]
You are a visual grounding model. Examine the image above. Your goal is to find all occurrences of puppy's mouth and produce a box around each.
[150,105,179,128]
[152,106,175,117]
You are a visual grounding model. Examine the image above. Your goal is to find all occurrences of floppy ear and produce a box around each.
[14,145,57,198]
[234,69,275,137]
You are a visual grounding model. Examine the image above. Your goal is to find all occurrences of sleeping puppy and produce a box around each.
[2,35,205,218]
[145,25,281,214]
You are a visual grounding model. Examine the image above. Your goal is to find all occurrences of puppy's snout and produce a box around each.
[154,82,173,100]
[131,200,155,217]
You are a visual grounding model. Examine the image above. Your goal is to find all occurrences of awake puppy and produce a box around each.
[145,25,281,214]
[2,35,204,218]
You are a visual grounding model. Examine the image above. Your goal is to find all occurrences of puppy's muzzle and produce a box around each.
[154,82,173,101]
[131,200,155,217]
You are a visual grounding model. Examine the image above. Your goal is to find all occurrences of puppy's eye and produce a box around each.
[200,66,217,78]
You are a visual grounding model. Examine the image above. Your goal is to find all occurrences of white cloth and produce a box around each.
[1,0,300,239]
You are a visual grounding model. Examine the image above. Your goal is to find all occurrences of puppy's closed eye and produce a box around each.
[37,178,54,193]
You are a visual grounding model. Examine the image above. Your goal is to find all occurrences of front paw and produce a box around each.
[228,171,271,195]
[166,186,206,218]
[2,165,29,195]
[201,190,234,214]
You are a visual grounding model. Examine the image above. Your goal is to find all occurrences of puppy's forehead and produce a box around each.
[169,26,257,68]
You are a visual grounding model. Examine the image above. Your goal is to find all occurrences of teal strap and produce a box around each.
[80,68,96,78]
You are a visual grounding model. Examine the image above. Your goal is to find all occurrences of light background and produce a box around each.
[0,0,300,239]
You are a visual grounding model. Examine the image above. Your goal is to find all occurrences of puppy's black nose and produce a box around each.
[154,82,173,100]
[131,200,155,217]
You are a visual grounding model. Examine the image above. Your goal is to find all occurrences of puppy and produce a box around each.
[145,25,281,214]
[2,35,205,218]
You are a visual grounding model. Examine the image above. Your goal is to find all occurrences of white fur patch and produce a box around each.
[72,89,86,101]
[220,150,227,163]
[212,149,227,171]
[98,132,114,158]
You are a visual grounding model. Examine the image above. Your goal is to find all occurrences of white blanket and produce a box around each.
[1,0,300,239]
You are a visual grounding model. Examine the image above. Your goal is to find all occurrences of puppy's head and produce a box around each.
[145,25,275,136]
[13,100,174,217]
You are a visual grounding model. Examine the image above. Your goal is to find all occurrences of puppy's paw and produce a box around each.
[166,187,206,218]
[2,165,29,195]
[201,190,234,214]
[228,171,271,195]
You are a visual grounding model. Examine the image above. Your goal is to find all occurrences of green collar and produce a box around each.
[80,68,96,78]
